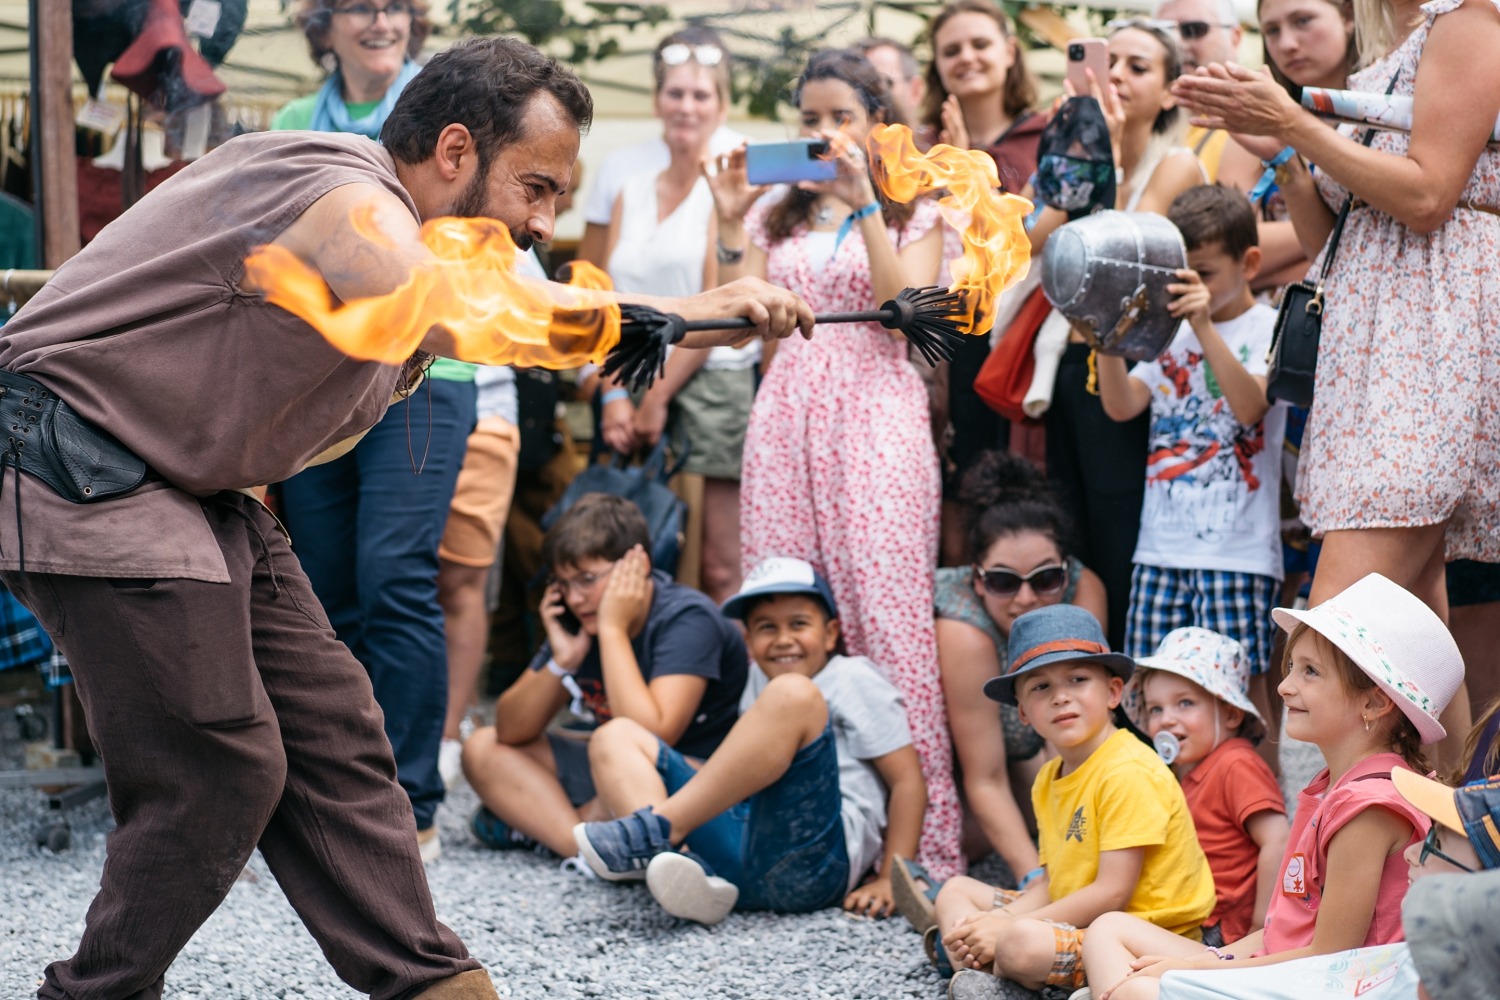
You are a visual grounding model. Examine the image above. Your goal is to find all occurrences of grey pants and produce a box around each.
[4,492,480,1000]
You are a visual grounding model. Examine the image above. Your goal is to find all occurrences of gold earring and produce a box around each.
[1362,715,1371,732]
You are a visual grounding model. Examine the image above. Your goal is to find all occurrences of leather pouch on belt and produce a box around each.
[0,370,150,503]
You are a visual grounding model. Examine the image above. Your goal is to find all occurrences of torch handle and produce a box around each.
[678,308,896,333]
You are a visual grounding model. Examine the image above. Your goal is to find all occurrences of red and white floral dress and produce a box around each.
[1299,0,1500,559]
[741,197,962,879]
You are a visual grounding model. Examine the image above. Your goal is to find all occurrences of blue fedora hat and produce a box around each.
[983,604,1134,706]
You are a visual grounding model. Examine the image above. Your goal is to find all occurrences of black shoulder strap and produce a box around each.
[1317,68,1403,281]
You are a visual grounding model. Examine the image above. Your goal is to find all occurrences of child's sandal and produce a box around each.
[892,855,942,934]
[924,924,955,979]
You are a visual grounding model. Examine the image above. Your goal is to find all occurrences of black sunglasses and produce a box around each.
[973,563,1068,599]
[1418,824,1476,873]
[1176,19,1234,39]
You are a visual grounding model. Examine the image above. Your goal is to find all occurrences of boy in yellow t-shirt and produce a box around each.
[933,605,1215,998]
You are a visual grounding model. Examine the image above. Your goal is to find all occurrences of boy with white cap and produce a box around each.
[571,557,927,925]
[1128,627,1289,944]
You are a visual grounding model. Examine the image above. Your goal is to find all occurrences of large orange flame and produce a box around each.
[866,123,1032,334]
[243,204,619,368]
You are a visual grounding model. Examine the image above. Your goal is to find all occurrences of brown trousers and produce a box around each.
[4,493,480,1000]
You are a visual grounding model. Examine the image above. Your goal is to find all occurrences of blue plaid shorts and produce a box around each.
[1125,564,1279,675]
[0,586,53,673]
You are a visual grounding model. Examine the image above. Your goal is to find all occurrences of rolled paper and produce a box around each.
[1301,88,1500,145]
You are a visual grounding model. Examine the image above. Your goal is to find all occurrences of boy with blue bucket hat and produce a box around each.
[935,604,1216,1000]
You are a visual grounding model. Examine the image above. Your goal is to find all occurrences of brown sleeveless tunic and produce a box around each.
[0,130,418,580]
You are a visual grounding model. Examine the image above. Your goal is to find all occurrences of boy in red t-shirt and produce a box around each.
[1125,627,1291,943]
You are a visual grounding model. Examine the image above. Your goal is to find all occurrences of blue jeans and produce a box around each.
[280,378,477,829]
[656,724,850,912]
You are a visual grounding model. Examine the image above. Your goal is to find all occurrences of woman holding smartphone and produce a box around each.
[598,27,753,605]
[705,49,962,880]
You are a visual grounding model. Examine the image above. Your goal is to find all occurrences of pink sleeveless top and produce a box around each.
[1260,753,1427,954]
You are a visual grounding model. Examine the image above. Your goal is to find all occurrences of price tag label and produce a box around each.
[76,100,124,137]
[185,0,222,38]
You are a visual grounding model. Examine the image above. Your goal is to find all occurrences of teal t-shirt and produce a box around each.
[271,94,476,383]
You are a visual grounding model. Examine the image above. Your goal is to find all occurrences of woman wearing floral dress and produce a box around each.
[706,49,960,879]
[1174,0,1500,612]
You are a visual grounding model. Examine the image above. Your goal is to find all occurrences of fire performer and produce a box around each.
[0,36,810,1000]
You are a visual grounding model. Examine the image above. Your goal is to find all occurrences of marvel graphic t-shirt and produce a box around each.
[1130,304,1286,580]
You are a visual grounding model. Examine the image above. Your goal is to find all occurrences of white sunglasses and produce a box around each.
[659,43,724,68]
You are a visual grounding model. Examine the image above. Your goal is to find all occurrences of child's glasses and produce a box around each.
[972,564,1068,599]
[1418,824,1476,872]
[659,43,724,68]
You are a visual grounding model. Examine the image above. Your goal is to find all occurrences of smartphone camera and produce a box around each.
[1068,42,1085,61]
[806,138,831,159]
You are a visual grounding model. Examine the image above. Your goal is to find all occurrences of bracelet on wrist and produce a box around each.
[715,237,746,265]
[544,658,571,678]
[600,388,630,405]
[1018,866,1046,891]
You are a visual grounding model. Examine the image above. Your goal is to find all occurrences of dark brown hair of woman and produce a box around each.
[764,48,916,245]
[920,0,1038,133]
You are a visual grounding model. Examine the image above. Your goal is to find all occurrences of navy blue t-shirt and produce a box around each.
[531,570,748,758]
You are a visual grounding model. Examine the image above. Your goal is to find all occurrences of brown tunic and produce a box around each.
[0,131,417,580]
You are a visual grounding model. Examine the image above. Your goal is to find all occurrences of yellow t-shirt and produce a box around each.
[1032,728,1217,937]
[1186,126,1228,183]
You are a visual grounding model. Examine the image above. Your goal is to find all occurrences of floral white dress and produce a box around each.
[1299,0,1500,559]
[740,198,961,880]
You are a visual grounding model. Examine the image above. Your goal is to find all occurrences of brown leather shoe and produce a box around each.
[412,969,500,999]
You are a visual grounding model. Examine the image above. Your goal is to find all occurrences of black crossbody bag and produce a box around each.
[1266,72,1399,407]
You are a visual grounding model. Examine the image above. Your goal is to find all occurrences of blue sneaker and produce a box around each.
[572,806,674,881]
[645,850,739,925]
[471,807,538,851]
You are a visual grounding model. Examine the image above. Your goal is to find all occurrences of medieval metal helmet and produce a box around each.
[1041,210,1187,362]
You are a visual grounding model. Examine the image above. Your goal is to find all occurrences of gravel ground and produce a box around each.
[0,698,1322,1000]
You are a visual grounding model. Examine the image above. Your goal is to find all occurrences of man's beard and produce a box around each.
[446,161,535,251]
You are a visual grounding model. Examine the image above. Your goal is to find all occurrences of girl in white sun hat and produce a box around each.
[1076,573,1465,1000]
[1126,627,1290,945]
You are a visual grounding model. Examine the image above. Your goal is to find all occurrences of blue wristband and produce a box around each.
[1249,147,1296,204]
[833,201,882,255]
[600,388,629,405]
[1019,866,1046,891]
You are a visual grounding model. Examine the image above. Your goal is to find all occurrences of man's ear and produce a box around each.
[431,123,476,182]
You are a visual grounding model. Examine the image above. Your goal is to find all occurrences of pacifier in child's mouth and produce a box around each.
[1154,731,1181,765]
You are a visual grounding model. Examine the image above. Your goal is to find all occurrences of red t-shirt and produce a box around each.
[1181,737,1287,942]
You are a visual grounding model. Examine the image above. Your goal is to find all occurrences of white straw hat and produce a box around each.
[1272,573,1464,745]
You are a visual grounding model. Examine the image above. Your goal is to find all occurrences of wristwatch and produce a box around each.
[716,239,745,265]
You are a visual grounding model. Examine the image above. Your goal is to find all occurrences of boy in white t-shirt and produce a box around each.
[571,557,927,926]
[1096,184,1286,734]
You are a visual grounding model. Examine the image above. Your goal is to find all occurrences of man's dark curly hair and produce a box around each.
[381,36,593,166]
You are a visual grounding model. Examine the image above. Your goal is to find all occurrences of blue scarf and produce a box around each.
[309,59,422,138]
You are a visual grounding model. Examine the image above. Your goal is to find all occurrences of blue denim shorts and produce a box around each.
[655,723,850,913]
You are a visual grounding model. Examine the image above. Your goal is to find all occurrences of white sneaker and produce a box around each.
[559,854,601,881]
[645,851,739,926]
[439,738,464,789]
[417,825,441,864]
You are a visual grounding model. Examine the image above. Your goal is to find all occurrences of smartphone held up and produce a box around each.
[744,139,840,186]
[1066,38,1109,96]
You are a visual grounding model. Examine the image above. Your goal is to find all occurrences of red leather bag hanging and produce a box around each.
[973,284,1050,424]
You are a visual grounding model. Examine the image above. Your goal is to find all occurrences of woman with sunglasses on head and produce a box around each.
[891,451,1105,924]
[1172,0,1500,629]
[705,49,959,879]
[593,28,754,605]
[273,0,480,863]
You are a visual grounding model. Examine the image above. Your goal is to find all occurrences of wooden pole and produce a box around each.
[30,0,80,268]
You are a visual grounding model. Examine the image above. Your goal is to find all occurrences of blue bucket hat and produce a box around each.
[721,557,839,622]
[983,604,1134,706]
[1394,770,1500,871]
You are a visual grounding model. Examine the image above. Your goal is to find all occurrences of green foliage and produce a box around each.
[463,0,671,62]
